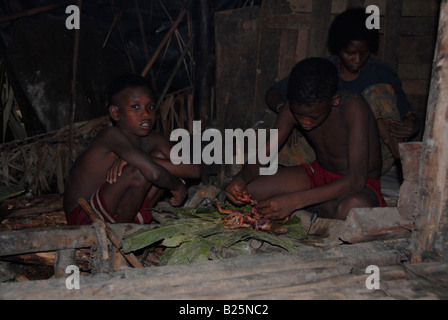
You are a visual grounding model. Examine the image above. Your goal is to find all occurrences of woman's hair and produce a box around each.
[327,7,380,55]
[287,57,338,106]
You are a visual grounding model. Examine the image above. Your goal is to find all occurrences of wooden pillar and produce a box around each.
[397,142,423,220]
[54,249,77,277]
[90,220,111,273]
[308,0,332,58]
[410,1,448,263]
[192,0,213,125]
[383,0,403,70]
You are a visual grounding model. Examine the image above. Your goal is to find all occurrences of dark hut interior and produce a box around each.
[0,0,447,301]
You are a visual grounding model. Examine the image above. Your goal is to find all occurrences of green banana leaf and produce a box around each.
[160,238,214,265]
[284,215,307,239]
[120,205,306,266]
[121,219,220,252]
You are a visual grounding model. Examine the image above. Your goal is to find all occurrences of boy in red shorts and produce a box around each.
[64,75,200,225]
[226,58,385,220]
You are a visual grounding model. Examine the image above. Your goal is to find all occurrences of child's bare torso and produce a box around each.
[63,126,155,215]
[301,92,382,178]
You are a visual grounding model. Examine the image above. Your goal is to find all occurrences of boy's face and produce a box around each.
[109,86,156,136]
[338,40,371,74]
[289,96,339,131]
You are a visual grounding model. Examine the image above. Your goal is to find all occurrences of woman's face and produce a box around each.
[338,40,371,75]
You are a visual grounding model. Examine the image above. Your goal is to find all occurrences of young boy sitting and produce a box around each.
[64,74,201,225]
[226,58,386,221]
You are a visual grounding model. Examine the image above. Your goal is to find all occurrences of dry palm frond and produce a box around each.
[0,116,112,196]
[158,86,194,136]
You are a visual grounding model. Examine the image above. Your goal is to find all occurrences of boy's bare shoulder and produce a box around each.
[90,126,127,145]
[95,126,120,138]
[84,126,127,156]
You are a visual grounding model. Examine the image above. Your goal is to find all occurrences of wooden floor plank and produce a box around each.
[1,239,447,300]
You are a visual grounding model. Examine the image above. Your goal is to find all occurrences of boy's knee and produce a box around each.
[335,191,375,220]
[121,165,150,188]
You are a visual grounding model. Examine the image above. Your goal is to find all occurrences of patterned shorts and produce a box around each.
[362,84,401,174]
[67,182,153,225]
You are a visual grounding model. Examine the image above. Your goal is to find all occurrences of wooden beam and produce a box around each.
[0,226,97,256]
[0,239,413,300]
[0,223,156,257]
[410,1,448,263]
[264,13,311,30]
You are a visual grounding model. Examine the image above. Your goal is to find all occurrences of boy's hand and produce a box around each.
[225,176,249,205]
[106,158,128,183]
[257,194,302,220]
[170,180,187,207]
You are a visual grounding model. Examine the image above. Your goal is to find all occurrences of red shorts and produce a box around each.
[298,160,387,207]
[67,182,153,226]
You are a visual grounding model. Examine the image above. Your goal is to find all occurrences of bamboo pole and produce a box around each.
[134,0,150,62]
[102,0,129,48]
[156,35,194,110]
[105,0,135,72]
[140,8,188,77]
[0,1,75,23]
[68,0,82,164]
[158,0,194,77]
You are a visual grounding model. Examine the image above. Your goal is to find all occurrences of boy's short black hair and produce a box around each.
[287,57,338,107]
[327,7,380,55]
[107,74,155,107]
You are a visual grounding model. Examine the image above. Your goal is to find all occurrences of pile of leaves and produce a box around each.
[120,202,307,266]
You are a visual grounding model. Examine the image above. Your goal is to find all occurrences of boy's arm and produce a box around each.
[265,87,286,113]
[265,77,289,113]
[240,103,295,183]
[260,96,373,219]
[149,133,201,179]
[226,104,296,204]
[106,133,201,183]
[103,127,184,192]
